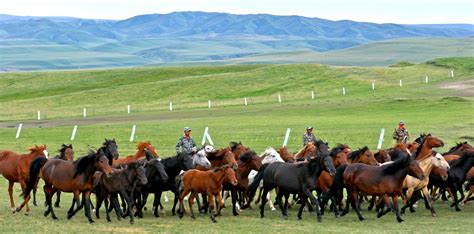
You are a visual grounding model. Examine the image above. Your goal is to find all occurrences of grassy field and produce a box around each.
[0,58,473,232]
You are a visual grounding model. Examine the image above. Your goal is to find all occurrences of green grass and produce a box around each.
[0,57,473,232]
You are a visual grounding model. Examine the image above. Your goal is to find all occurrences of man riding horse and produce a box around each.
[176,127,197,157]
[393,121,410,144]
[303,126,317,146]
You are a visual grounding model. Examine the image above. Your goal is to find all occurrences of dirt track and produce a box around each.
[439,79,474,97]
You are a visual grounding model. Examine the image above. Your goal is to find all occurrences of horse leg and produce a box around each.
[172,191,180,217]
[32,180,38,207]
[178,188,189,219]
[305,189,322,222]
[208,193,217,223]
[463,189,473,205]
[377,195,392,218]
[275,191,287,219]
[46,186,59,220]
[268,192,276,211]
[350,191,364,221]
[341,192,351,217]
[216,192,225,217]
[421,187,437,217]
[260,188,270,218]
[54,191,61,208]
[393,195,404,223]
[368,196,376,211]
[120,191,134,224]
[152,192,160,217]
[231,188,239,216]
[82,191,94,224]
[401,188,414,214]
[111,194,122,221]
[297,194,306,220]
[67,192,83,219]
[255,187,262,204]
[95,193,103,219]
[449,184,461,211]
[8,181,16,212]
[104,197,111,222]
[188,192,196,219]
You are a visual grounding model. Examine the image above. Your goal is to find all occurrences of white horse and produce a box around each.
[247,147,285,211]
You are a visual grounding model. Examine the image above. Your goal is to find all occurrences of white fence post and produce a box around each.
[130,125,136,142]
[278,94,282,103]
[342,87,346,96]
[450,70,454,77]
[399,80,403,87]
[202,127,209,145]
[83,108,87,118]
[71,125,78,141]
[169,102,173,111]
[127,105,131,114]
[15,123,23,139]
[311,91,315,100]
[372,82,375,90]
[37,111,41,120]
[377,128,385,150]
[244,97,248,106]
[208,100,211,109]
[283,128,291,147]
[425,76,429,83]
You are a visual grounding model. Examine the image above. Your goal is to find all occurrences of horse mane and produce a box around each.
[449,150,474,168]
[382,151,410,175]
[239,150,256,162]
[73,150,97,178]
[136,141,151,150]
[28,145,46,155]
[56,144,72,159]
[330,143,348,158]
[229,142,242,151]
[349,146,368,161]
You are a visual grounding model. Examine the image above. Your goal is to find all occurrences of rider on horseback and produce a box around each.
[176,127,197,156]
[303,126,317,146]
[393,121,410,143]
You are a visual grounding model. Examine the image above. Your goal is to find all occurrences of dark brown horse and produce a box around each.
[323,149,424,222]
[374,149,391,164]
[0,145,48,213]
[316,144,351,195]
[48,144,75,208]
[443,141,472,156]
[17,148,114,223]
[178,166,238,223]
[207,147,238,169]
[113,141,158,166]
[295,142,317,161]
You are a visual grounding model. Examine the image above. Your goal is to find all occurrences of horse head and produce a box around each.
[261,147,284,164]
[102,138,119,163]
[138,141,158,158]
[432,153,450,181]
[29,144,48,159]
[96,149,114,177]
[58,144,74,161]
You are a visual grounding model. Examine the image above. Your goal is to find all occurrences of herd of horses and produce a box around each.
[0,134,472,224]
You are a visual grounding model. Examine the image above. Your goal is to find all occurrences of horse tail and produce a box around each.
[322,164,347,207]
[22,157,47,199]
[247,163,269,202]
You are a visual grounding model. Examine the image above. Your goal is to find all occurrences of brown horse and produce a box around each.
[113,141,158,166]
[375,150,391,164]
[348,146,379,166]
[207,147,238,169]
[316,144,351,194]
[47,144,75,208]
[178,166,238,223]
[17,149,114,223]
[229,141,251,160]
[443,141,473,156]
[0,145,48,213]
[276,146,296,163]
[323,149,424,222]
[295,142,316,160]
[413,134,444,160]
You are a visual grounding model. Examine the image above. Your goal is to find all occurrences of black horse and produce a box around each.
[94,161,149,224]
[428,150,474,211]
[248,140,336,221]
[137,151,194,217]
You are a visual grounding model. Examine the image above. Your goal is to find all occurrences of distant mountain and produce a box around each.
[0,12,473,70]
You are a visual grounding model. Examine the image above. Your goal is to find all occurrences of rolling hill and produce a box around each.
[0,12,473,70]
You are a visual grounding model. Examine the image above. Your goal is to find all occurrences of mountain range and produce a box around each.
[0,11,473,70]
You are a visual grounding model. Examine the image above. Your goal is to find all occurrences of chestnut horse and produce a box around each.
[348,146,379,166]
[0,145,48,213]
[178,166,238,223]
[207,147,238,169]
[295,142,316,161]
[113,141,158,166]
[323,149,424,222]
[17,149,114,223]
[276,146,296,163]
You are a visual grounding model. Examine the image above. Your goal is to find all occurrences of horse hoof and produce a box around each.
[54,205,60,208]
[130,220,134,224]
[359,217,365,221]
[52,216,58,220]
[271,208,276,212]
[397,218,404,223]
[89,221,95,224]
[431,213,437,217]
[455,207,461,212]
[233,212,239,216]
[317,216,322,222]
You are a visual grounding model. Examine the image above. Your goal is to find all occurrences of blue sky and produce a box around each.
[0,0,472,24]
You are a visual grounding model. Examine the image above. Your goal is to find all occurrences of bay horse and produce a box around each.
[207,147,238,169]
[412,134,444,160]
[0,144,48,213]
[443,141,472,156]
[178,165,238,223]
[223,150,262,215]
[94,161,148,224]
[276,146,296,163]
[348,146,379,166]
[400,153,450,216]
[113,141,158,166]
[323,149,424,222]
[374,149,391,164]
[17,149,114,223]
[49,144,75,208]
[249,140,336,221]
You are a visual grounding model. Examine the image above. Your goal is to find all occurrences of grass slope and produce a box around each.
[0,57,472,232]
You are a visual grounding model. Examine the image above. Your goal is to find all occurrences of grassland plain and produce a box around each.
[0,57,472,233]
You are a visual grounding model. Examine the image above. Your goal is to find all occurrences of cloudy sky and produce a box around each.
[0,0,472,24]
